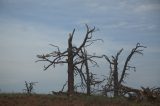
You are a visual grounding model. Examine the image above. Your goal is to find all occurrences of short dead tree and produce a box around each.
[141,86,159,102]
[23,81,38,95]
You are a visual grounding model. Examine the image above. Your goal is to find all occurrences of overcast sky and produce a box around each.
[0,0,160,93]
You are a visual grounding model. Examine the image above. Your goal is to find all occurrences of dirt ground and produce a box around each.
[0,93,159,106]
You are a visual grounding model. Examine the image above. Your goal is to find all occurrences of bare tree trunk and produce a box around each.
[84,50,91,96]
[67,55,74,96]
[103,49,123,97]
[113,59,118,97]
[67,34,74,96]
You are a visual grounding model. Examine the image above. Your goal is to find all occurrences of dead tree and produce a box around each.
[119,84,143,102]
[74,47,104,95]
[103,48,123,96]
[83,49,91,95]
[103,43,146,97]
[23,81,38,95]
[141,86,160,101]
[36,24,101,96]
[120,85,160,102]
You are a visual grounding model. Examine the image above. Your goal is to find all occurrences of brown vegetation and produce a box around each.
[0,93,160,106]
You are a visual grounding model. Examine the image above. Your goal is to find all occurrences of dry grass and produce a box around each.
[0,93,159,106]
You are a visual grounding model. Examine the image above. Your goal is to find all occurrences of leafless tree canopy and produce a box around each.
[23,81,38,95]
[36,24,103,96]
[103,43,146,97]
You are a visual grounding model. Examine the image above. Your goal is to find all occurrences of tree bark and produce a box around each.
[67,34,74,96]
[113,59,119,97]
[84,50,91,96]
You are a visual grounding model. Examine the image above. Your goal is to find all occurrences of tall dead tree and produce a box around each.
[86,65,91,95]
[103,43,146,97]
[73,45,105,95]
[83,49,91,95]
[36,24,101,96]
[81,48,103,95]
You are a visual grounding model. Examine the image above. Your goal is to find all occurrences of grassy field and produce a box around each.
[0,93,159,106]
